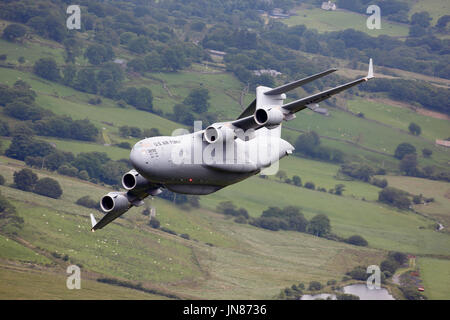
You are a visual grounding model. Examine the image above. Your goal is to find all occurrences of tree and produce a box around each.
[6,135,54,161]
[380,259,399,274]
[34,177,63,199]
[84,44,114,65]
[307,214,330,237]
[183,88,210,113]
[394,143,416,160]
[33,58,60,81]
[408,122,421,136]
[294,131,320,154]
[74,69,97,93]
[2,24,26,42]
[411,12,432,28]
[4,101,48,121]
[334,184,345,196]
[422,148,432,158]
[292,175,302,186]
[13,168,38,192]
[378,187,411,209]
[400,153,418,176]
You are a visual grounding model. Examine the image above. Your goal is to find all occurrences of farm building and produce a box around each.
[321,1,337,11]
[435,139,450,148]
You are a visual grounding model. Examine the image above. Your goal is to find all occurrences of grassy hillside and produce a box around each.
[408,0,450,23]
[0,159,387,299]
[418,257,450,300]
[284,6,409,37]
[382,175,450,230]
[0,9,449,300]
[0,265,167,299]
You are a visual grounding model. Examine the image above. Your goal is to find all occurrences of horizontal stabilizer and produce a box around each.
[264,68,337,96]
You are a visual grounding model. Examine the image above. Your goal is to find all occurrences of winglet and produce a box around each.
[90,214,97,232]
[367,58,374,80]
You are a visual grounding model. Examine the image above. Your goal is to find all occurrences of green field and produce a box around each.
[347,98,450,142]
[418,257,450,300]
[0,234,51,264]
[282,103,449,169]
[284,7,409,37]
[382,175,450,229]
[0,265,167,299]
[408,0,450,23]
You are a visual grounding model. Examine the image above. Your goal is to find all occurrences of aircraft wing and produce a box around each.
[282,76,370,113]
[236,68,337,120]
[263,68,337,96]
[232,59,374,130]
[237,98,256,120]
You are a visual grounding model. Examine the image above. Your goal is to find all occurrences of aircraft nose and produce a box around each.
[130,143,145,170]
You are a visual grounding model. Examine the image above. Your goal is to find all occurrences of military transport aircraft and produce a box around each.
[90,59,374,231]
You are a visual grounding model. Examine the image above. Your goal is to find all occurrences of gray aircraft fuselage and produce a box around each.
[129,126,294,195]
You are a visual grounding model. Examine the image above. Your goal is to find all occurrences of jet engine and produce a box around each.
[100,192,131,215]
[203,124,235,144]
[254,107,284,128]
[122,169,152,191]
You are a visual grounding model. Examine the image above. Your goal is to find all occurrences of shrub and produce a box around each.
[180,233,190,240]
[57,164,78,177]
[149,218,160,229]
[304,181,315,190]
[347,266,367,281]
[371,177,388,188]
[327,280,337,286]
[234,216,247,224]
[13,168,38,191]
[33,177,63,199]
[336,293,359,300]
[346,235,368,246]
[160,227,177,235]
[394,143,416,160]
[378,187,411,209]
[401,286,425,300]
[116,142,131,149]
[308,281,322,291]
[76,196,98,209]
[388,251,408,265]
[0,174,5,185]
[380,259,399,274]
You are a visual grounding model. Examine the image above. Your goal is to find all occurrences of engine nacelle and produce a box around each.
[122,169,151,191]
[203,124,235,144]
[100,192,131,215]
[254,107,284,128]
